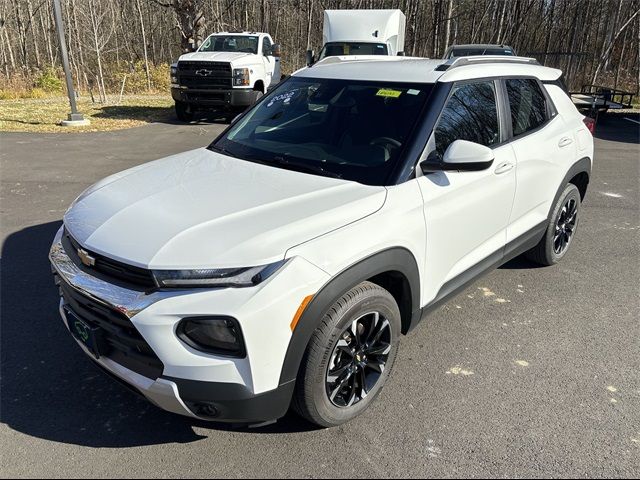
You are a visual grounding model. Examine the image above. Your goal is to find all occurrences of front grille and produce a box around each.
[62,230,156,290]
[59,278,164,380]
[177,61,232,90]
[178,61,232,73]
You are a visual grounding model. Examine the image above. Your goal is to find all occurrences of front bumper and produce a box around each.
[49,226,328,423]
[171,86,259,108]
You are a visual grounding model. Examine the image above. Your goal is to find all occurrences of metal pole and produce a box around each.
[53,0,87,124]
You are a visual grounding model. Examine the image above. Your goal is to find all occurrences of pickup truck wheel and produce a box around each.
[292,281,401,427]
[174,100,193,122]
[526,183,581,266]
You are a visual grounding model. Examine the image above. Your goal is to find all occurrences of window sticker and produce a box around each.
[407,89,421,95]
[266,91,297,108]
[376,88,402,98]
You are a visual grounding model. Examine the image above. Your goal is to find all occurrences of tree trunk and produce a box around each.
[136,0,152,91]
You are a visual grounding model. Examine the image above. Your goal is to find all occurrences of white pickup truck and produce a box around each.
[171,32,281,121]
[306,9,406,65]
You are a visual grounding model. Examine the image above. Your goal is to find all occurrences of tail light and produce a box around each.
[583,116,596,135]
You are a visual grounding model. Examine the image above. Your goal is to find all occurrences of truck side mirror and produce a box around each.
[306,49,315,67]
[271,44,281,57]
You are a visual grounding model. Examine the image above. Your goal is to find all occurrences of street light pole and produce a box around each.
[53,0,89,126]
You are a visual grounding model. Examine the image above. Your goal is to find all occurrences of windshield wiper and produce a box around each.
[272,155,343,179]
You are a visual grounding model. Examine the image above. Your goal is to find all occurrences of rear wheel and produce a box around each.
[175,100,193,122]
[293,281,401,427]
[526,183,581,266]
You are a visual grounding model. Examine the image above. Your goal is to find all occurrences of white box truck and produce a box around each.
[306,9,406,65]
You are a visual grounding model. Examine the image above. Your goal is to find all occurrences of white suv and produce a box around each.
[50,56,593,427]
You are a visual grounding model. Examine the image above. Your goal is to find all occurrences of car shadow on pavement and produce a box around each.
[0,221,315,448]
[94,105,236,127]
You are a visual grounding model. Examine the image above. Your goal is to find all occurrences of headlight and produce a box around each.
[177,316,245,357]
[232,67,250,86]
[170,65,178,84]
[152,260,287,288]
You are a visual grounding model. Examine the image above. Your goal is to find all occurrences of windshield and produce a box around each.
[318,42,388,60]
[199,35,259,54]
[211,77,432,186]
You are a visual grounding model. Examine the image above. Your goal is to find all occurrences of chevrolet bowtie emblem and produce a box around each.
[77,248,96,267]
[195,69,212,76]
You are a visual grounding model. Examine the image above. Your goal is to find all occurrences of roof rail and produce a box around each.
[446,55,541,70]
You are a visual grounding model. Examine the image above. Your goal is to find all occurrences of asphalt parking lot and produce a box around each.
[1,114,638,478]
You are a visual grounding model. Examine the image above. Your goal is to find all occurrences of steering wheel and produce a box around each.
[370,136,402,149]
[370,137,402,160]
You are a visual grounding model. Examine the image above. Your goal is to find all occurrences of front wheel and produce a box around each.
[292,281,401,427]
[526,183,581,265]
[175,100,193,122]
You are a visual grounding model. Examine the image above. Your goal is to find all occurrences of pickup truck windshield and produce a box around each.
[211,77,432,186]
[318,42,389,60]
[199,35,259,54]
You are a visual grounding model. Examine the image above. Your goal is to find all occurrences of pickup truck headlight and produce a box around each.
[170,65,178,84]
[232,67,250,86]
[152,260,287,288]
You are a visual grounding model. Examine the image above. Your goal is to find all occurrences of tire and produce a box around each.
[252,88,264,105]
[175,100,193,122]
[525,183,581,266]
[292,281,401,427]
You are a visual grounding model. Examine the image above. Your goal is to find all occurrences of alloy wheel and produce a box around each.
[553,197,578,254]
[325,311,392,408]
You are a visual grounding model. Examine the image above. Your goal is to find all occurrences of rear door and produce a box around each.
[417,79,517,302]
[503,78,576,243]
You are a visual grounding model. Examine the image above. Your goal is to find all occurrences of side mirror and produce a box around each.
[306,49,315,67]
[270,44,281,57]
[420,140,495,174]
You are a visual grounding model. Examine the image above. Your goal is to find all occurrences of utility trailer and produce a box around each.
[570,84,636,119]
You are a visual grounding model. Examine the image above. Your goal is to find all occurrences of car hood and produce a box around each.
[178,51,256,65]
[64,148,386,269]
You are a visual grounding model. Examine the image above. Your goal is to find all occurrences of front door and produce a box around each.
[417,80,517,303]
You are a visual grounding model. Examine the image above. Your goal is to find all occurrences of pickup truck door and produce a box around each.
[416,80,516,303]
[261,36,280,88]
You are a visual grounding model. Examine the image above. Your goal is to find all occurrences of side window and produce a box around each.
[262,37,272,56]
[434,81,500,157]
[506,78,548,137]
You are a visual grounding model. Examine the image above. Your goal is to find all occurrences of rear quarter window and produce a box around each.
[506,78,549,137]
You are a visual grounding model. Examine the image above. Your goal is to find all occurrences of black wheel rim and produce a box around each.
[553,197,578,255]
[325,311,392,408]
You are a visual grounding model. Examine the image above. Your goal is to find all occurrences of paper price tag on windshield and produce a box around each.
[376,89,402,98]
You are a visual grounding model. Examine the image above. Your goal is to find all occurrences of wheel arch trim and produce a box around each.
[278,247,421,385]
[549,156,591,218]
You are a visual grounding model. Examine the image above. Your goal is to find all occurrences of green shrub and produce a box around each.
[35,68,64,93]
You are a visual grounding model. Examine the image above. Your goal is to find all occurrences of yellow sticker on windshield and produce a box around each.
[376,88,402,98]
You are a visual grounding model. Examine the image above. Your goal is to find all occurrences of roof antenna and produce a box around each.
[373,30,379,38]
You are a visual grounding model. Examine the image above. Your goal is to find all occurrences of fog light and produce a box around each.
[189,402,220,418]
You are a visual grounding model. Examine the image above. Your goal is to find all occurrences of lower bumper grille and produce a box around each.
[58,278,164,380]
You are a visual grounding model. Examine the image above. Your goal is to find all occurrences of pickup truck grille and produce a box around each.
[58,278,164,380]
[177,61,232,89]
[62,229,156,290]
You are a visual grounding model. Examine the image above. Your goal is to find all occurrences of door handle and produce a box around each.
[558,137,574,147]
[494,161,514,175]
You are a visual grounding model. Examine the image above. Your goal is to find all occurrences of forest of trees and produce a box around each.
[0,0,639,97]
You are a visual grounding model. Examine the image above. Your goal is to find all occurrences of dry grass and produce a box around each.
[0,95,174,133]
